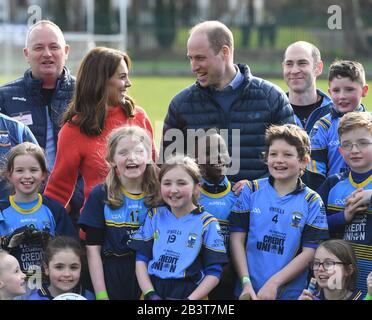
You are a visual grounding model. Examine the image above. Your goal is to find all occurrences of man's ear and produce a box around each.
[64,44,70,59]
[314,60,323,77]
[23,47,29,61]
[221,45,231,59]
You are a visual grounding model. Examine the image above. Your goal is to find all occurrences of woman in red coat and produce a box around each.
[44,47,157,233]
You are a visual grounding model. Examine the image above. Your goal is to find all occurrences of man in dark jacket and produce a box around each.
[282,41,333,134]
[161,20,295,182]
[0,20,82,224]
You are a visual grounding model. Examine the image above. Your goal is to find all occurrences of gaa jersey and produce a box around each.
[128,205,227,282]
[199,177,238,250]
[229,177,329,299]
[307,106,366,189]
[78,184,148,257]
[0,194,76,273]
[318,170,372,295]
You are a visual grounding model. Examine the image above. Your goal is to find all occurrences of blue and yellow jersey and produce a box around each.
[318,170,372,295]
[199,177,238,250]
[129,205,228,282]
[306,106,366,190]
[0,194,76,273]
[78,184,148,257]
[229,177,329,300]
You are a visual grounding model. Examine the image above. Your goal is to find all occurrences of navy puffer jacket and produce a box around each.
[0,67,75,149]
[161,64,295,182]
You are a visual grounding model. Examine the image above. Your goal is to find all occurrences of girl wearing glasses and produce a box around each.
[299,239,363,300]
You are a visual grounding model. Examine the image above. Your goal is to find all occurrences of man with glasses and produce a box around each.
[317,112,372,296]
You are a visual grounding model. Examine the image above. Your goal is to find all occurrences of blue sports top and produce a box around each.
[78,184,148,257]
[318,170,372,295]
[128,205,228,283]
[0,194,76,272]
[199,176,238,250]
[306,106,366,189]
[229,177,329,299]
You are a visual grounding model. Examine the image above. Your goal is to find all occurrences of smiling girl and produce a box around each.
[78,126,159,300]
[0,142,76,276]
[26,236,94,300]
[299,239,363,300]
[129,155,227,300]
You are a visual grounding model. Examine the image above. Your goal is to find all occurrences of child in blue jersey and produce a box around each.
[196,128,238,299]
[78,126,159,300]
[306,60,369,190]
[230,124,329,300]
[0,250,27,300]
[317,112,372,296]
[0,142,76,278]
[129,155,228,300]
[299,240,363,300]
[27,236,94,300]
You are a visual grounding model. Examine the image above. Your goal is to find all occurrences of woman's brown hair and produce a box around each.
[62,47,136,136]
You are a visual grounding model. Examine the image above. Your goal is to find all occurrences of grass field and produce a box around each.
[127,76,372,127]
[1,75,371,147]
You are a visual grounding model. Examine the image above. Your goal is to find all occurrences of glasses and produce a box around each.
[311,260,346,271]
[340,140,372,151]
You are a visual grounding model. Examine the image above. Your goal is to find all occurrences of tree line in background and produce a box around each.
[4,0,372,55]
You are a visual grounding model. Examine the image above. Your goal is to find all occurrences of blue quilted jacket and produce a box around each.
[161,64,295,182]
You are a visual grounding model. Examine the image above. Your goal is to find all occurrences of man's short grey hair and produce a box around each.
[25,20,66,48]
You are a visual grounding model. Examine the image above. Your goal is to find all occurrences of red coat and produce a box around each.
[44,105,157,207]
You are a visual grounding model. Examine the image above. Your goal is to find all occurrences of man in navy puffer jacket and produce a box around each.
[0,20,82,226]
[161,21,295,183]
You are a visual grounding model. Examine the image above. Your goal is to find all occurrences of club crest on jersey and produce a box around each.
[187,233,197,248]
[291,212,303,228]
[0,132,11,147]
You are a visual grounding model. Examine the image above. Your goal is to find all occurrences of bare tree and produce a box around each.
[340,0,370,55]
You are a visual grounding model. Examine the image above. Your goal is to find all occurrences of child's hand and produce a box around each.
[367,272,372,295]
[232,180,248,196]
[298,289,315,300]
[239,282,258,300]
[346,189,372,208]
[256,279,278,300]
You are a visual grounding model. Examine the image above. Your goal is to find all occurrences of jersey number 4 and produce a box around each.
[272,214,279,224]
